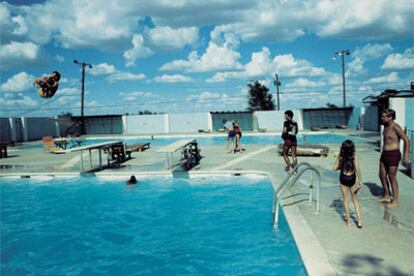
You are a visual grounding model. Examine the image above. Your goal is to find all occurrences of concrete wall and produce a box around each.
[361,106,379,131]
[169,113,210,133]
[211,112,253,131]
[405,98,414,131]
[26,117,58,140]
[0,118,12,142]
[348,107,361,130]
[389,98,406,130]
[124,114,168,134]
[254,110,303,131]
[302,107,354,129]
[84,116,123,135]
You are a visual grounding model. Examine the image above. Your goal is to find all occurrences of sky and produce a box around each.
[1,0,413,117]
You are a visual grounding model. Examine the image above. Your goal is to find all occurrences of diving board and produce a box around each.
[70,140,124,172]
[157,139,199,169]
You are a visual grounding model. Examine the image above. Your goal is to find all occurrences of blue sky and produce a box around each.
[1,0,413,117]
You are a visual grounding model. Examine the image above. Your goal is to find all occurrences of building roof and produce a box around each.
[362,89,414,104]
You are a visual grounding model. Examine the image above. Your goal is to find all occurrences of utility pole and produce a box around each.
[333,50,350,107]
[273,74,281,111]
[73,59,92,135]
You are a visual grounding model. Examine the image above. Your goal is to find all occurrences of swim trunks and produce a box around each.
[283,139,297,154]
[228,130,236,138]
[340,172,356,187]
[380,149,401,167]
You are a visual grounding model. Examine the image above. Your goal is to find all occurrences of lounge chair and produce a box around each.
[42,136,65,154]
[126,143,150,153]
[278,144,329,157]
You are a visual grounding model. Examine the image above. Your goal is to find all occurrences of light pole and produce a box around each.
[273,74,281,111]
[333,50,350,107]
[73,59,92,135]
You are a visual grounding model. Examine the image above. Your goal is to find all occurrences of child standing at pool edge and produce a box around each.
[333,140,363,228]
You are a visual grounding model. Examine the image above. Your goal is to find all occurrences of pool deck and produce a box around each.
[1,129,413,276]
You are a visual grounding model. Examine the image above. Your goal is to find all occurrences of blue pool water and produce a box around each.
[20,133,366,150]
[1,176,306,275]
[81,133,365,147]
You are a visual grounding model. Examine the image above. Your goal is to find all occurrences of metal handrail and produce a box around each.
[273,162,321,227]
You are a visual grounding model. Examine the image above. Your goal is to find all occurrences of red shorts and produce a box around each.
[283,139,297,153]
[380,149,401,167]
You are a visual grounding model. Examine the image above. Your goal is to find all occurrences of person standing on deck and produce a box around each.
[281,110,298,172]
[378,109,410,208]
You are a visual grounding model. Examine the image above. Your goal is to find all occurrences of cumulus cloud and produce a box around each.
[160,42,243,72]
[365,72,399,84]
[89,63,117,76]
[381,48,414,70]
[285,78,326,88]
[0,41,43,69]
[123,34,153,67]
[119,91,153,101]
[106,72,146,82]
[146,26,199,52]
[2,0,412,53]
[0,72,35,92]
[347,43,393,75]
[153,74,193,83]
[207,48,327,82]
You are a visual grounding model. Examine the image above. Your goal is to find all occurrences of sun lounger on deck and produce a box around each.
[278,144,329,157]
[42,136,66,154]
[126,143,150,153]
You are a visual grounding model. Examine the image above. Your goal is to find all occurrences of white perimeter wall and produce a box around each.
[124,114,168,134]
[169,113,210,133]
[254,110,303,131]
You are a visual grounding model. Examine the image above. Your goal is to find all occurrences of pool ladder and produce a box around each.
[272,162,321,227]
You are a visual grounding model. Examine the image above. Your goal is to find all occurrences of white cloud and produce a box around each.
[0,72,35,92]
[54,54,65,62]
[154,74,193,83]
[89,63,116,76]
[0,41,42,69]
[123,34,153,67]
[365,72,399,84]
[106,72,146,82]
[119,91,153,101]
[0,93,38,110]
[160,42,242,72]
[381,48,414,70]
[347,43,393,75]
[146,26,199,51]
[207,49,327,82]
[285,78,325,88]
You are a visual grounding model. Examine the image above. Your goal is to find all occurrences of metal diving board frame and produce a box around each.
[70,140,124,172]
[156,139,197,169]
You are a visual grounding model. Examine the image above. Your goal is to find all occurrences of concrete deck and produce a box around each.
[1,130,413,276]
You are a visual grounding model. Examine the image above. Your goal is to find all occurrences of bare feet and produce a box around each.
[346,219,352,226]
[352,184,362,194]
[386,201,399,208]
[356,221,363,229]
[378,197,392,203]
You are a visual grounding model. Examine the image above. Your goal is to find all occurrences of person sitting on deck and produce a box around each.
[34,71,61,98]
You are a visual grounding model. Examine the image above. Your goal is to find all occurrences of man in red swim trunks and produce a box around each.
[282,110,298,172]
[379,109,410,208]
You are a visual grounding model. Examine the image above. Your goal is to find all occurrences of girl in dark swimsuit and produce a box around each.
[333,140,363,228]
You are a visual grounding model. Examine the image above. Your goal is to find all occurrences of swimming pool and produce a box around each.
[1,176,307,275]
[81,133,366,147]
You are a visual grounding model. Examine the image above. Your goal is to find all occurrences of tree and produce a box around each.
[247,81,275,111]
